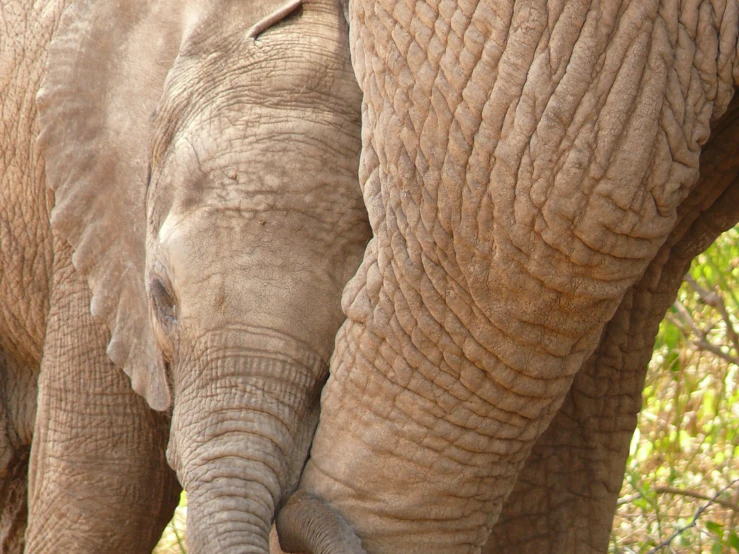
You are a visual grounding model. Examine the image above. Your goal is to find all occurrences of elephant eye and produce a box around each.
[151,277,178,330]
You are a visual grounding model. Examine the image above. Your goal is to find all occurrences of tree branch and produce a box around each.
[647,478,739,553]
[668,302,739,367]
[654,486,739,513]
[684,274,739,355]
[693,338,739,366]
[617,486,739,512]
[617,492,643,506]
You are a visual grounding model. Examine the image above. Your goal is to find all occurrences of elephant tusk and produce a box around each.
[247,0,303,40]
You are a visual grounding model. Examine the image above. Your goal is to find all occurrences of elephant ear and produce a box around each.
[37,0,184,410]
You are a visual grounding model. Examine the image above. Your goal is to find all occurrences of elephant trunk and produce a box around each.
[276,492,365,554]
[185,468,274,553]
[170,334,326,553]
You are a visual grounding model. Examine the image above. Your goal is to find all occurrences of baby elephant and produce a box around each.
[0,0,368,552]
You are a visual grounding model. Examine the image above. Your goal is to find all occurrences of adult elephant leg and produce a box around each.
[486,99,739,553]
[0,351,37,554]
[0,333,46,553]
[25,237,181,553]
[0,447,29,554]
[281,1,738,552]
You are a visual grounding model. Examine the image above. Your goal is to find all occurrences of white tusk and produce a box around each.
[247,0,304,39]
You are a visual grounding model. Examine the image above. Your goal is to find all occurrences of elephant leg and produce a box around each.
[0,448,28,554]
[25,237,181,553]
[483,278,689,553]
[0,349,42,553]
[485,99,739,554]
[283,0,739,550]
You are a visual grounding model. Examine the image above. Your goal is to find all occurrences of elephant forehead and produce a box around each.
[157,209,258,251]
[156,207,334,273]
[148,132,365,245]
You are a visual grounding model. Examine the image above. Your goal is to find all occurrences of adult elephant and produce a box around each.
[276,0,739,552]
[1,0,368,551]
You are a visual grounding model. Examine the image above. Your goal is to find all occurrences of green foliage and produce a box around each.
[154,492,187,554]
[611,226,739,553]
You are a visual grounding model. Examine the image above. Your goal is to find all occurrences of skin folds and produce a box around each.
[3,0,369,551]
[278,1,739,553]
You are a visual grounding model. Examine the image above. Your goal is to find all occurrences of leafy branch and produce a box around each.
[668,275,739,367]
[646,478,739,553]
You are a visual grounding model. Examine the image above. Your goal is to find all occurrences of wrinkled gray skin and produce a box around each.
[1,0,368,552]
[276,1,739,553]
[1,1,180,551]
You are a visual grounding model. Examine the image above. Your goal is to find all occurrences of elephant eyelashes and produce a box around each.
[151,277,178,329]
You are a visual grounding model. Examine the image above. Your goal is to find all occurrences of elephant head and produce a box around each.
[37,0,369,551]
[276,0,739,553]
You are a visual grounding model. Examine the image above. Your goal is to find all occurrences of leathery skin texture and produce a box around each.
[1,1,182,551]
[32,0,370,551]
[5,0,371,551]
[486,98,739,553]
[0,4,57,546]
[291,1,739,552]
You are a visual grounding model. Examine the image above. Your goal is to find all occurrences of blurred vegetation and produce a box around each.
[153,228,739,554]
[154,492,187,554]
[611,226,739,553]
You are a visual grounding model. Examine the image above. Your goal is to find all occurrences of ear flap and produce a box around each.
[38,0,310,411]
[37,0,184,410]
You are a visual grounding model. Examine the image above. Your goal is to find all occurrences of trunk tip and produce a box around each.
[275,491,365,554]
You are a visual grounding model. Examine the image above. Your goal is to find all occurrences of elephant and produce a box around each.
[1,0,369,551]
[274,0,739,553]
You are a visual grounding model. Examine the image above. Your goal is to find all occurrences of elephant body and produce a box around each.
[277,1,739,553]
[1,0,369,551]
[4,0,738,552]
[1,1,180,551]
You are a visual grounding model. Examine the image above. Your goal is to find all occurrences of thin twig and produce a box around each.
[172,521,186,554]
[655,486,739,513]
[616,486,739,512]
[667,307,739,366]
[693,338,739,366]
[647,478,739,553]
[617,492,643,505]
[685,274,739,354]
[673,300,703,337]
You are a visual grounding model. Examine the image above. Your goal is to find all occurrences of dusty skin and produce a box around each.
[2,0,739,553]
[1,0,369,552]
[277,1,739,553]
